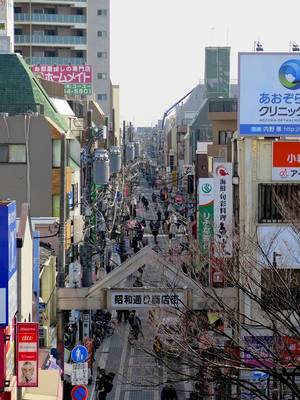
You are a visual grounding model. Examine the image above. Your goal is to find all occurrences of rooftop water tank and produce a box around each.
[93,149,110,185]
[110,146,122,174]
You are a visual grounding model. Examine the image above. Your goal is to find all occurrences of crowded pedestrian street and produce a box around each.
[88,176,193,400]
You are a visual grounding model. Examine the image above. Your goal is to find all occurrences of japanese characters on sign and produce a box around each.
[64,83,92,96]
[17,323,39,387]
[71,362,89,386]
[213,163,232,258]
[197,178,214,255]
[110,291,184,308]
[239,53,300,136]
[31,64,92,84]
[272,141,300,181]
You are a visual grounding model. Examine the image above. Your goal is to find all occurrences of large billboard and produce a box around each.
[0,201,17,327]
[239,53,300,136]
[17,323,39,387]
[213,163,233,258]
[31,64,92,84]
[197,178,214,255]
[272,141,300,180]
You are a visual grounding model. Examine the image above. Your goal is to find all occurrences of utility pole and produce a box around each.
[123,120,126,166]
[81,110,93,288]
[57,132,66,372]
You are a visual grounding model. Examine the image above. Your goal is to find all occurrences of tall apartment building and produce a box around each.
[13,0,111,117]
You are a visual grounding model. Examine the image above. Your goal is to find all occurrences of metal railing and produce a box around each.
[208,99,238,113]
[15,13,86,24]
[15,34,87,45]
[26,56,86,65]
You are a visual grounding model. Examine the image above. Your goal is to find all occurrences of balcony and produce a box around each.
[26,56,86,65]
[14,13,86,24]
[15,34,86,46]
[209,99,238,113]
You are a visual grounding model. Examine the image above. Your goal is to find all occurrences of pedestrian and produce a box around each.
[152,222,159,244]
[157,210,162,222]
[153,336,163,367]
[128,310,142,339]
[144,198,149,211]
[152,192,157,202]
[96,369,115,400]
[161,384,178,400]
[132,235,139,253]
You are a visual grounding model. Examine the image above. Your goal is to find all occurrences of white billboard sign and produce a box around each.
[110,290,185,309]
[239,53,300,136]
[213,162,233,257]
[71,362,88,385]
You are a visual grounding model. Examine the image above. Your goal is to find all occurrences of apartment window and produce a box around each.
[97,94,107,101]
[97,73,107,80]
[45,29,56,36]
[14,7,22,13]
[44,8,56,14]
[258,183,300,223]
[97,52,107,59]
[97,31,107,38]
[218,130,233,145]
[52,140,61,167]
[44,50,56,57]
[0,144,26,163]
[75,51,84,58]
[14,28,22,35]
[97,9,107,16]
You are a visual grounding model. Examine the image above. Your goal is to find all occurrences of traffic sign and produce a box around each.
[71,345,88,363]
[71,362,88,385]
[71,385,88,400]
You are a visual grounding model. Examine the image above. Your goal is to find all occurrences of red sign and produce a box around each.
[71,385,89,400]
[272,141,300,181]
[31,64,92,84]
[0,393,11,399]
[0,328,5,389]
[16,323,38,387]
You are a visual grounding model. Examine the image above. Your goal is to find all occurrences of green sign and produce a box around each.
[197,178,214,255]
[64,83,92,96]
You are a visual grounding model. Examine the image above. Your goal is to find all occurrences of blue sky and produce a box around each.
[110,0,300,126]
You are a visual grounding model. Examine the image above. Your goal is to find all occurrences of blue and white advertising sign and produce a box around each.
[0,201,17,326]
[239,53,300,136]
[71,345,88,363]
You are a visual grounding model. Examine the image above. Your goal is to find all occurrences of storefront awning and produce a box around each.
[22,369,62,400]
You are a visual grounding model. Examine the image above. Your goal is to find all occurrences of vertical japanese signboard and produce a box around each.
[17,323,39,387]
[272,141,300,180]
[197,178,214,255]
[0,201,17,327]
[213,163,233,258]
[239,53,300,136]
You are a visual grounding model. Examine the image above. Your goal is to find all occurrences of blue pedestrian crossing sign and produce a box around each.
[71,345,88,363]
[71,385,88,400]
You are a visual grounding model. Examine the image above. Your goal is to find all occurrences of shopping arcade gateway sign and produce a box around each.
[57,246,237,311]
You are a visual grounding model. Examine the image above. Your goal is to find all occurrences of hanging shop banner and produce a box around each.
[209,243,225,288]
[239,53,300,136]
[213,163,233,258]
[197,178,214,255]
[17,323,39,387]
[31,64,92,84]
[0,200,17,326]
[272,141,300,181]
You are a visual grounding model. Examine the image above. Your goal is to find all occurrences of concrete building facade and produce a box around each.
[14,0,111,117]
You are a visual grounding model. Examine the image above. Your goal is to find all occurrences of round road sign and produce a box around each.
[71,385,89,400]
